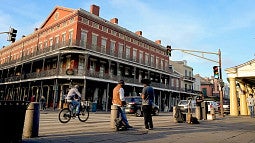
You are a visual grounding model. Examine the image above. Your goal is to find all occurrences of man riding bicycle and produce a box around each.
[66,85,81,116]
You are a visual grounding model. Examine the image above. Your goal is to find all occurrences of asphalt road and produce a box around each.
[22,110,255,143]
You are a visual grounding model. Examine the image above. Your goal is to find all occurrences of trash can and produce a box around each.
[0,100,29,143]
[23,102,40,138]
[110,105,118,128]
[92,102,97,112]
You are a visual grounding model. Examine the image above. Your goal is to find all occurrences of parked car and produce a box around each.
[125,96,159,117]
[204,101,219,113]
[177,99,196,113]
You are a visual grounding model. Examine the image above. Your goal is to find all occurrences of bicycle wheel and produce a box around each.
[78,107,89,122]
[59,108,71,123]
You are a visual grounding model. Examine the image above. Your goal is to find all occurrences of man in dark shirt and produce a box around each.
[141,79,154,130]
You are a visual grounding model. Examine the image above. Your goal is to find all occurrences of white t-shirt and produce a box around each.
[247,97,255,106]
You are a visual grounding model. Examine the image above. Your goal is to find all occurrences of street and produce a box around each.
[22,110,255,143]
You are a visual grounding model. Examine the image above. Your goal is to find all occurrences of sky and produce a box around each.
[0,0,255,83]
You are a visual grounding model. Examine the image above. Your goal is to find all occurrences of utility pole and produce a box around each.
[168,46,225,117]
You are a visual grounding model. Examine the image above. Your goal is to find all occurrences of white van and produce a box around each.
[178,99,196,113]
[204,101,218,112]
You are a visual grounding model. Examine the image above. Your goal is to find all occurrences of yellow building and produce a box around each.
[225,58,255,116]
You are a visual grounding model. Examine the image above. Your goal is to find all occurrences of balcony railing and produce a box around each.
[0,39,168,73]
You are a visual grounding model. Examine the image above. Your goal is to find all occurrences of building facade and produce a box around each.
[0,5,198,111]
[225,58,255,116]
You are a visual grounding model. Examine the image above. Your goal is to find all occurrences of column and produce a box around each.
[238,82,248,115]
[229,77,239,116]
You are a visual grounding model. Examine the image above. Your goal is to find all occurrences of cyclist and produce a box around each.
[66,85,81,116]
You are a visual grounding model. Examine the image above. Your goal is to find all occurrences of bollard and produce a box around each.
[195,106,201,120]
[173,106,178,123]
[201,102,208,120]
[207,107,215,120]
[23,102,40,138]
[110,105,118,128]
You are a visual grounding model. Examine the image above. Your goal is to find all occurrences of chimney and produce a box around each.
[90,4,100,16]
[135,31,142,36]
[110,18,118,24]
[155,40,161,45]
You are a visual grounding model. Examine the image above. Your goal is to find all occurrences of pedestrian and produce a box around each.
[141,79,155,130]
[40,95,46,111]
[112,79,132,129]
[247,94,255,118]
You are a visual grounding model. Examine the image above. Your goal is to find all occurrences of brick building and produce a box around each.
[0,5,197,111]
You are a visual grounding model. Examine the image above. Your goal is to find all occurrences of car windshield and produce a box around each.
[178,100,188,105]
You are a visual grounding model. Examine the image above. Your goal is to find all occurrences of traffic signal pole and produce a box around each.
[0,27,17,43]
[218,49,224,117]
[168,46,224,117]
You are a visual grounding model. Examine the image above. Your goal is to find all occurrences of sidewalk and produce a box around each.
[22,111,255,143]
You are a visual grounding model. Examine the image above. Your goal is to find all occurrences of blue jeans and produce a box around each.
[117,106,130,126]
[71,100,80,114]
[248,106,254,118]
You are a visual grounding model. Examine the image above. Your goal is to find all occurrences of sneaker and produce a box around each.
[126,125,133,128]
[148,128,153,130]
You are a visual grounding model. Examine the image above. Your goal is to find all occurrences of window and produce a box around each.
[82,18,89,25]
[118,43,124,58]
[145,53,149,65]
[161,59,164,70]
[202,88,207,97]
[81,30,88,47]
[49,38,53,48]
[126,46,130,59]
[111,30,117,36]
[93,22,99,29]
[110,41,115,56]
[139,51,143,63]
[54,12,59,20]
[102,26,108,32]
[68,30,73,45]
[101,38,107,53]
[70,17,74,23]
[156,57,159,69]
[44,40,48,48]
[62,33,66,45]
[151,55,154,66]
[133,48,137,62]
[55,36,59,48]
[92,33,98,48]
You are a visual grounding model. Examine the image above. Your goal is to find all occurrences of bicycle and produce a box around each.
[58,100,90,123]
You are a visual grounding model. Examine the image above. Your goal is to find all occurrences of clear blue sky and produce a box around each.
[1,0,255,82]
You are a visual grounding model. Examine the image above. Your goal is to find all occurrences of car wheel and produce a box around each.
[135,109,142,117]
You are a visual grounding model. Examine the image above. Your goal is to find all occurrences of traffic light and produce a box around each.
[7,28,17,43]
[213,66,219,79]
[166,45,172,56]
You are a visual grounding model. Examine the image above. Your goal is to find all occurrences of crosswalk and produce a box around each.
[35,110,174,136]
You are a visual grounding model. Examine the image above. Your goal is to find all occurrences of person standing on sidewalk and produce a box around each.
[247,94,255,118]
[112,79,132,128]
[141,79,155,130]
